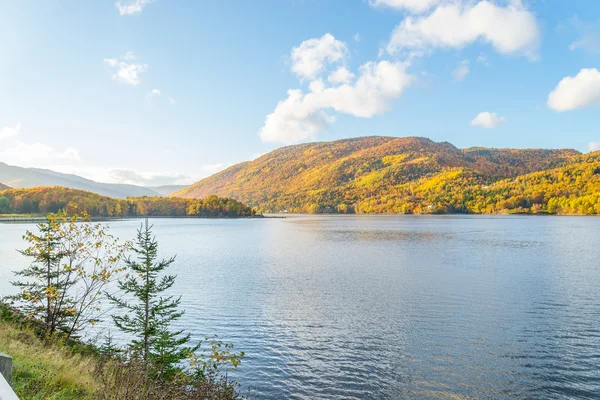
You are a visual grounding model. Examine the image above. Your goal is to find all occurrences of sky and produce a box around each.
[1,0,599,186]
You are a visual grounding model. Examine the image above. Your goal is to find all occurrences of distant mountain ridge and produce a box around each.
[172,136,588,213]
[0,162,173,198]
[148,185,189,196]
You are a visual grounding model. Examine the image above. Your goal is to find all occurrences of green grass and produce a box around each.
[0,322,99,399]
[0,305,244,399]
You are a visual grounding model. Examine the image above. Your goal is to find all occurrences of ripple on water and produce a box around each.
[1,215,600,399]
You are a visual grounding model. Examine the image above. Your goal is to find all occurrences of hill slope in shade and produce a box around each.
[0,183,10,190]
[173,136,584,213]
[0,162,162,198]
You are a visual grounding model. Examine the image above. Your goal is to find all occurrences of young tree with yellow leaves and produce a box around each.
[10,210,129,339]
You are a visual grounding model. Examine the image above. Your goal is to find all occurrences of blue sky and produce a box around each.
[0,0,599,186]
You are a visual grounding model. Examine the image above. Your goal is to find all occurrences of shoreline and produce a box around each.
[1,212,597,224]
[0,214,267,223]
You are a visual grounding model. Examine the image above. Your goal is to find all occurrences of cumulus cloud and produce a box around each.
[260,60,414,144]
[470,111,506,128]
[386,1,540,59]
[369,0,440,13]
[0,141,80,168]
[547,68,600,112]
[290,33,348,81]
[452,59,470,81]
[328,66,355,85]
[261,33,415,144]
[0,122,21,140]
[589,142,600,152]
[116,0,150,16]
[104,53,148,85]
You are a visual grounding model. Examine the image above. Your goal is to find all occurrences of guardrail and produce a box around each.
[0,352,18,400]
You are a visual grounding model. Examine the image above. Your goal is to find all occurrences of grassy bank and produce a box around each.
[0,304,243,400]
[0,318,98,399]
[1,212,245,399]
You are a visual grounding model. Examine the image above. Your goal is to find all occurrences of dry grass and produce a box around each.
[0,321,244,399]
[0,321,99,399]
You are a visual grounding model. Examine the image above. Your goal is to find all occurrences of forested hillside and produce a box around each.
[0,186,255,217]
[173,136,598,215]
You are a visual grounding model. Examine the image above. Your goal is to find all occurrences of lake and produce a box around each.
[1,215,600,399]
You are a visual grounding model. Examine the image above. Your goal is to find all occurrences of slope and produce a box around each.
[173,136,580,213]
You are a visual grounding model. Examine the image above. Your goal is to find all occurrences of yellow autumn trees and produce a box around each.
[0,186,255,217]
[173,136,595,215]
[10,211,129,339]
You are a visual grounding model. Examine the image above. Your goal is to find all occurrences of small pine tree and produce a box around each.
[108,219,197,380]
[99,330,122,359]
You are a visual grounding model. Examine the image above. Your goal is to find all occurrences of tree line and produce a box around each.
[0,186,256,218]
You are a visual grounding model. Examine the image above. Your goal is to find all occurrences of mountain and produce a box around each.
[0,162,162,198]
[147,185,189,196]
[173,136,584,213]
[0,183,10,190]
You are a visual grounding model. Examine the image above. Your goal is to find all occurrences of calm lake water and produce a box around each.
[1,215,600,399]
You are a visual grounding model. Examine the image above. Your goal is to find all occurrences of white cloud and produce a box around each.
[452,59,470,81]
[369,0,440,13]
[0,122,21,140]
[106,169,191,186]
[116,0,150,16]
[290,33,348,81]
[168,96,176,105]
[52,163,227,186]
[104,53,148,85]
[470,111,506,128]
[0,141,80,168]
[328,66,355,85]
[547,68,600,112]
[145,89,161,102]
[386,1,539,59]
[259,60,414,144]
[354,33,361,42]
[259,90,335,144]
[589,142,600,152]
[308,79,326,93]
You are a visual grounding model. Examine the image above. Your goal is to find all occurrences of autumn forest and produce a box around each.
[0,187,255,218]
[1,136,600,217]
[173,136,600,216]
